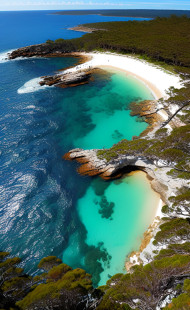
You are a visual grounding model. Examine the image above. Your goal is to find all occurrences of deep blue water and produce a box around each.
[0,11,153,286]
[0,10,148,52]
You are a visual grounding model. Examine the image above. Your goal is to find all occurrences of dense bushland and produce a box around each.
[46,16,190,67]
[1,248,190,309]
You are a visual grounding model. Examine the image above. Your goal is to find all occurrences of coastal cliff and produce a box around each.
[63,134,187,206]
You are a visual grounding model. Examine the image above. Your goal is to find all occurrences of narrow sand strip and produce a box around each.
[64,52,183,100]
[126,171,162,221]
[125,171,163,271]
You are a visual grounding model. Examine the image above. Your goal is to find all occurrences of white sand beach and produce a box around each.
[64,52,183,100]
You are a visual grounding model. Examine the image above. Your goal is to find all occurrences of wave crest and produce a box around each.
[0,50,14,63]
[17,77,49,94]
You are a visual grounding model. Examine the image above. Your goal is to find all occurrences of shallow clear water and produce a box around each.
[59,70,153,150]
[0,11,157,286]
[77,172,160,285]
[74,71,152,149]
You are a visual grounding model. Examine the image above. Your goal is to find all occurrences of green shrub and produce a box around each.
[38,256,62,271]
[47,263,72,282]
[162,205,169,213]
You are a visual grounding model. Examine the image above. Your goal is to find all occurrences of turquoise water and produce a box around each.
[60,70,153,150]
[62,69,157,285]
[77,172,159,286]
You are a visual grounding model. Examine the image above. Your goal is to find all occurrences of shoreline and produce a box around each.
[68,26,95,33]
[8,47,185,273]
[124,170,163,271]
[63,51,182,102]
[99,64,162,100]
[62,52,183,271]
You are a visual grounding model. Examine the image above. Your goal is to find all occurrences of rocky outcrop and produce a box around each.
[63,148,117,179]
[40,71,91,88]
[9,45,92,88]
[63,148,151,180]
[129,100,164,136]
[9,43,69,59]
[63,147,186,204]
[68,25,107,33]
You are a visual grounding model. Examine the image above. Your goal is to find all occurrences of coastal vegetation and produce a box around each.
[12,16,190,72]
[45,16,190,68]
[97,254,190,310]
[0,252,94,310]
[97,118,189,172]
[1,250,190,309]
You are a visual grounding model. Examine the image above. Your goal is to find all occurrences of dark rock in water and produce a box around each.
[8,43,71,59]
[40,70,91,88]
[9,44,92,88]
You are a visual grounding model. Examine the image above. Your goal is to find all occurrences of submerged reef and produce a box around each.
[98,195,115,220]
[40,70,92,88]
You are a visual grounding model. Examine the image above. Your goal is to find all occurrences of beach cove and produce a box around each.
[6,45,183,286]
[62,51,182,100]
[0,11,184,287]
[0,49,164,286]
[61,50,183,280]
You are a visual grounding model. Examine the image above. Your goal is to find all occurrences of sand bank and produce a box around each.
[64,52,182,100]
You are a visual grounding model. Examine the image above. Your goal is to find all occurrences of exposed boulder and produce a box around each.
[40,70,91,88]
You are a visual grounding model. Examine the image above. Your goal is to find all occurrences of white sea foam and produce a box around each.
[26,105,36,109]
[0,49,30,64]
[17,77,49,94]
[0,49,47,64]
[0,50,14,63]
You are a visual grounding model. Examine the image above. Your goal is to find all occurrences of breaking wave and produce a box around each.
[0,50,14,63]
[17,77,49,94]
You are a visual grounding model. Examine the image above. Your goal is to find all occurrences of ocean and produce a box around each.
[0,10,157,286]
